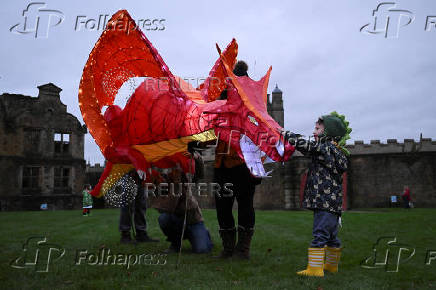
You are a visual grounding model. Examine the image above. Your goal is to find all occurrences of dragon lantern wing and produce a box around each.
[78,9,184,156]
[198,39,238,102]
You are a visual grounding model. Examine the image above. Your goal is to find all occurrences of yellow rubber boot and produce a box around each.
[324,247,341,273]
[297,247,325,277]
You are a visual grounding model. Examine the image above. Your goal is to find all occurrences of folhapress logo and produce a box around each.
[360,2,414,39]
[361,236,415,272]
[10,2,64,39]
[10,237,65,272]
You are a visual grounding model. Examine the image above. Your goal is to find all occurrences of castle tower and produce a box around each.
[267,84,284,127]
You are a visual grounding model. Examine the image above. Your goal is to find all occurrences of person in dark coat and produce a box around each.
[214,60,261,260]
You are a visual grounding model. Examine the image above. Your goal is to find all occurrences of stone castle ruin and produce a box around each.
[0,83,87,210]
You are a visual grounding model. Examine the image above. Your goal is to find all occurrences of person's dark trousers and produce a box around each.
[214,164,256,230]
[119,185,147,233]
[158,213,213,253]
[311,210,341,248]
[402,196,410,208]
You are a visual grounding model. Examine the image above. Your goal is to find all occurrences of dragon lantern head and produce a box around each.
[200,47,294,177]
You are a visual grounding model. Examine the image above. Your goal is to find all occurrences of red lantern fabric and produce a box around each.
[79,10,294,197]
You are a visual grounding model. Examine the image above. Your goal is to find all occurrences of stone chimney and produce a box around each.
[37,83,62,99]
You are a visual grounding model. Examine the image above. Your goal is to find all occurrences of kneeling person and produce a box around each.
[149,162,213,254]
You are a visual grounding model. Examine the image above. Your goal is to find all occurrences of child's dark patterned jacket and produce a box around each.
[296,139,348,215]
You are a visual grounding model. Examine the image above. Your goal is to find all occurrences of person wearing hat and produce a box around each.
[287,112,351,277]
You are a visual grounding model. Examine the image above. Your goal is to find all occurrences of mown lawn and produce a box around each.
[1,208,435,289]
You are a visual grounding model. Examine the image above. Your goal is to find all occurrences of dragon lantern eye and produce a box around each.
[248,115,258,126]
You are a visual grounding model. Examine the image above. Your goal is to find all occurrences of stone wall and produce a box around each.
[0,83,87,211]
[345,139,436,208]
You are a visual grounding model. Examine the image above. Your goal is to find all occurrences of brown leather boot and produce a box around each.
[215,228,236,258]
[234,226,254,259]
[136,230,159,243]
[120,231,134,244]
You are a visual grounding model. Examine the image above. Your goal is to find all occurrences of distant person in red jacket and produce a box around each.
[402,186,411,208]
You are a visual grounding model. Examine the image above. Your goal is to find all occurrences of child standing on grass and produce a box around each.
[82,184,93,216]
[288,112,351,277]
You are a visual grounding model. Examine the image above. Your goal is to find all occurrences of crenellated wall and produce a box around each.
[344,138,436,209]
[345,138,436,155]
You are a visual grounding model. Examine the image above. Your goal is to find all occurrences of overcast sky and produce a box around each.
[1,0,435,164]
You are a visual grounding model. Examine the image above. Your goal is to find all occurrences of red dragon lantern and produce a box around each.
[79,10,294,198]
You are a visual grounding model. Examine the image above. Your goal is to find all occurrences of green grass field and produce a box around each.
[1,208,435,289]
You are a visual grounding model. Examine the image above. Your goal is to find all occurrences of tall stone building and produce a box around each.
[267,84,284,127]
[0,83,87,210]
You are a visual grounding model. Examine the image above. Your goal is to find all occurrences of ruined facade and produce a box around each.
[0,83,87,210]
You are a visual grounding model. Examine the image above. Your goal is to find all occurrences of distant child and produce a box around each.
[289,112,351,277]
[82,184,93,216]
